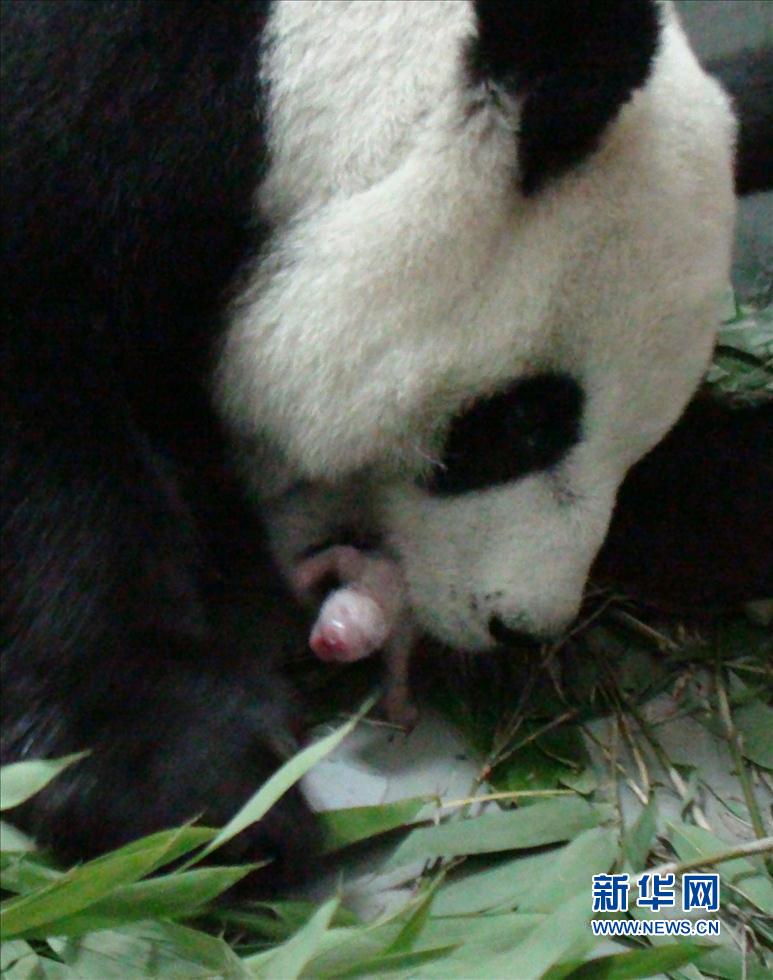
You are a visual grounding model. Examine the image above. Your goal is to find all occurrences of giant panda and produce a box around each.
[0,0,752,887]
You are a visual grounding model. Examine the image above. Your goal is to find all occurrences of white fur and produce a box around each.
[218,1,736,648]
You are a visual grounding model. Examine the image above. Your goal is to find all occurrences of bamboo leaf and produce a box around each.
[20,865,257,939]
[0,755,88,811]
[623,798,658,873]
[249,895,338,979]
[733,701,773,769]
[1,836,179,938]
[518,827,618,913]
[51,920,249,978]
[562,943,708,980]
[383,877,441,955]
[668,822,773,915]
[319,796,428,854]
[386,797,603,869]
[200,696,376,859]
[324,944,459,979]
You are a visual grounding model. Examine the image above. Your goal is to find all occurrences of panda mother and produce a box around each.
[1,1,738,883]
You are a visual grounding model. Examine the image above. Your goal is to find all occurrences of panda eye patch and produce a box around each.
[422,373,584,495]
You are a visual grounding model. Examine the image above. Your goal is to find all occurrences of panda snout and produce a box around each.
[487,615,548,650]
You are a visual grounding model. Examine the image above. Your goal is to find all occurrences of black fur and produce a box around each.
[468,0,660,194]
[594,393,773,613]
[1,0,318,885]
[708,46,773,196]
[422,374,584,496]
[488,617,544,649]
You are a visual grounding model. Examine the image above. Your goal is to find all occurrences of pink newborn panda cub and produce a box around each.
[266,481,419,728]
[291,545,418,729]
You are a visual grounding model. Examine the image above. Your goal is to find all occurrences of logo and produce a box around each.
[590,872,721,937]
[682,874,720,912]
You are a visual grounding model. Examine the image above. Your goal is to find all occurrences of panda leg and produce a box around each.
[382,621,420,731]
[1,389,317,888]
[594,394,773,613]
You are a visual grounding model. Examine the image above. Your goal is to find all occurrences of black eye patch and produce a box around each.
[421,373,584,496]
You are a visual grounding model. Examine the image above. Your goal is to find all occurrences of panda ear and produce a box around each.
[467,0,661,195]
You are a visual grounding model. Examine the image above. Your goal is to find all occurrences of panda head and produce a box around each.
[218,0,736,651]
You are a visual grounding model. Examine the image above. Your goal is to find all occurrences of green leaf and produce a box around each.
[250,895,339,979]
[319,796,428,854]
[518,827,618,913]
[433,825,614,917]
[1,835,178,939]
[489,723,590,795]
[623,798,658,873]
[0,754,88,811]
[200,696,376,859]
[2,950,76,979]
[668,822,773,914]
[697,942,772,980]
[493,891,591,979]
[323,944,459,979]
[433,850,562,916]
[0,820,37,852]
[310,911,545,978]
[1,940,35,972]
[428,891,590,979]
[50,920,249,978]
[1,851,63,895]
[563,943,708,980]
[386,797,603,869]
[383,877,441,955]
[335,914,539,980]
[282,887,465,979]
[218,898,359,943]
[22,865,257,938]
[733,701,773,769]
[105,826,216,869]
[411,910,544,956]
[492,744,568,794]
[671,963,709,980]
[284,923,402,978]
[708,301,773,402]
[560,768,599,796]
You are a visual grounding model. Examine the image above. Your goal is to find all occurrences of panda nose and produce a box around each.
[488,615,544,651]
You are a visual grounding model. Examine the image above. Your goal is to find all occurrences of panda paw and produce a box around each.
[3,656,321,896]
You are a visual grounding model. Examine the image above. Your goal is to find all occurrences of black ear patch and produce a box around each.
[468,0,660,194]
[422,373,584,496]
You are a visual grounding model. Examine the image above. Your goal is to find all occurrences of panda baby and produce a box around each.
[293,545,402,665]
[293,544,418,728]
[265,482,418,727]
